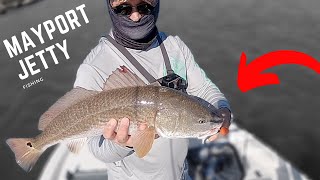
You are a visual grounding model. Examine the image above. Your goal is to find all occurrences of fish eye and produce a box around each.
[198,119,207,124]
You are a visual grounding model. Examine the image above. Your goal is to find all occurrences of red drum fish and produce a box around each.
[6,66,223,172]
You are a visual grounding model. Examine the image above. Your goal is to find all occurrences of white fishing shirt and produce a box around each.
[73,32,230,180]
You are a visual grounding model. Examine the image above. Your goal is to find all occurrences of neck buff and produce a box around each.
[107,0,160,50]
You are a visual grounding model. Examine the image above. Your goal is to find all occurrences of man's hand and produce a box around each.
[103,117,147,147]
[218,107,231,133]
[208,107,231,142]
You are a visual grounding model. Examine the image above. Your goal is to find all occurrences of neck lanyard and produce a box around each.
[106,35,173,83]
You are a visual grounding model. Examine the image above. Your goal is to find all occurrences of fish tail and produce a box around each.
[6,138,42,172]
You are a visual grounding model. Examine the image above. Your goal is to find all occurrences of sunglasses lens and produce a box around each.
[113,5,132,16]
[113,3,154,16]
[137,4,154,15]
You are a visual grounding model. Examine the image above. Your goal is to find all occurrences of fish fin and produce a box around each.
[66,138,87,154]
[103,66,147,91]
[132,126,156,158]
[38,88,98,131]
[6,138,42,172]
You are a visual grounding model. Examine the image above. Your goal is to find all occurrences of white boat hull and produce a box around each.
[38,123,310,180]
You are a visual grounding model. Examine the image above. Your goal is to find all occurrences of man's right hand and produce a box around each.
[103,117,147,147]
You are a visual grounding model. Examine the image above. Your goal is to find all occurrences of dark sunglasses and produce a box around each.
[112,3,155,16]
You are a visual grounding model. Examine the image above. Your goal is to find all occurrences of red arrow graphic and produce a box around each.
[238,50,320,92]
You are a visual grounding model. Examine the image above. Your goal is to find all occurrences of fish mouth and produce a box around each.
[198,128,219,140]
[198,130,212,139]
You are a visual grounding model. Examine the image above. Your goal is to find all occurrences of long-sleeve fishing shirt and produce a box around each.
[73,32,230,180]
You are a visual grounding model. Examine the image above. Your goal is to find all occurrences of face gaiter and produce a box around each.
[107,0,160,50]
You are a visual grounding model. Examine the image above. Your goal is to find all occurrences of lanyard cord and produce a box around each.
[106,35,173,83]
[156,35,173,75]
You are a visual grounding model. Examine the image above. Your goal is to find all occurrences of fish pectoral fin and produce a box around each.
[132,126,156,158]
[65,138,87,154]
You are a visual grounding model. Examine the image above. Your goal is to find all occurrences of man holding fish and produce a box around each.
[6,0,232,179]
[74,0,231,179]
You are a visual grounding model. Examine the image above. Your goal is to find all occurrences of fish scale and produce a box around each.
[34,86,160,149]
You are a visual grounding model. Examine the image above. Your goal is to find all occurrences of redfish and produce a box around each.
[6,66,223,172]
